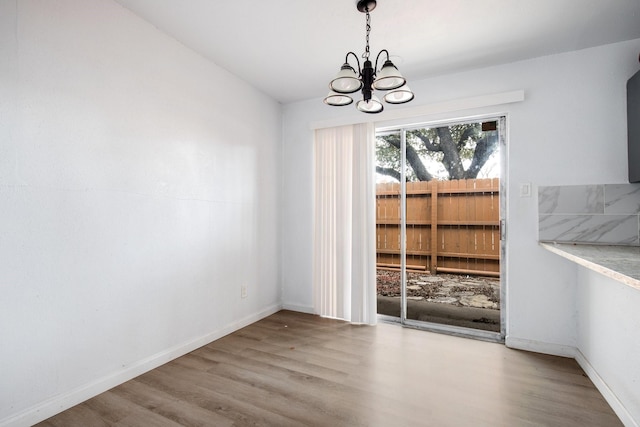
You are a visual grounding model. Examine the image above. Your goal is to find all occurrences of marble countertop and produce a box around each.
[540,242,640,291]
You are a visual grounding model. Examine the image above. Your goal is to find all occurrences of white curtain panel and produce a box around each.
[313,123,377,325]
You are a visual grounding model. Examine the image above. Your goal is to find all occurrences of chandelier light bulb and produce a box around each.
[383,85,415,104]
[356,95,384,113]
[329,63,362,94]
[373,60,406,91]
[324,91,354,106]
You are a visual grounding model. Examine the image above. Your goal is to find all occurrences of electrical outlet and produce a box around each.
[241,284,248,299]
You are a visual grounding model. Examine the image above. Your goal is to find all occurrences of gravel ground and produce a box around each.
[376,270,500,308]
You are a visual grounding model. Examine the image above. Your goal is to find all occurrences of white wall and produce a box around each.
[0,0,282,425]
[282,39,640,348]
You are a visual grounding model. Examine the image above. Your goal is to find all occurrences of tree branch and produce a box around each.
[380,136,433,181]
[457,126,480,150]
[464,133,498,178]
[375,166,402,182]
[412,131,440,151]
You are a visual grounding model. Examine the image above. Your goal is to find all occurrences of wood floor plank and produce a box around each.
[191,346,432,425]
[186,349,422,426]
[169,355,368,426]
[78,390,141,425]
[136,361,304,426]
[37,310,623,426]
[109,379,235,426]
[36,403,110,427]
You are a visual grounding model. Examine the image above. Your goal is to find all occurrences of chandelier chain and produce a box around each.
[363,9,371,60]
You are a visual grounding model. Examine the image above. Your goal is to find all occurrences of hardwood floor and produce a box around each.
[37,310,622,426]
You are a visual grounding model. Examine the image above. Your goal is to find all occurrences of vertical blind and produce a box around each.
[313,123,377,325]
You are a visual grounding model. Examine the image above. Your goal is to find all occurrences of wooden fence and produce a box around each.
[376,178,500,277]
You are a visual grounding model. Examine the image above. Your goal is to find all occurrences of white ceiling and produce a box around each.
[114,0,640,104]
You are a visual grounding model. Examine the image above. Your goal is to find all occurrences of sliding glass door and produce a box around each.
[375,117,505,340]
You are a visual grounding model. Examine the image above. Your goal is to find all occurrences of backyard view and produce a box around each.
[376,120,502,333]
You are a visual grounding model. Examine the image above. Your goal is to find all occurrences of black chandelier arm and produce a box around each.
[345,51,362,75]
[374,49,390,72]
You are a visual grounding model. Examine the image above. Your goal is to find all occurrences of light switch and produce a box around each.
[519,182,532,198]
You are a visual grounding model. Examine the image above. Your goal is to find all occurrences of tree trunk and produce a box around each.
[437,128,465,179]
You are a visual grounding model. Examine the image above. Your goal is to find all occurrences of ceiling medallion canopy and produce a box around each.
[324,0,414,113]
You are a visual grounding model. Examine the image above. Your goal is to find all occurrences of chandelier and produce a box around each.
[324,0,414,114]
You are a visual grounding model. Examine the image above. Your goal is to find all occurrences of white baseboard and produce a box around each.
[281,302,315,314]
[505,336,577,358]
[0,303,282,427]
[574,350,638,427]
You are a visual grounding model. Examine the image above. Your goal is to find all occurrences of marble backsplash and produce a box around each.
[538,184,640,245]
